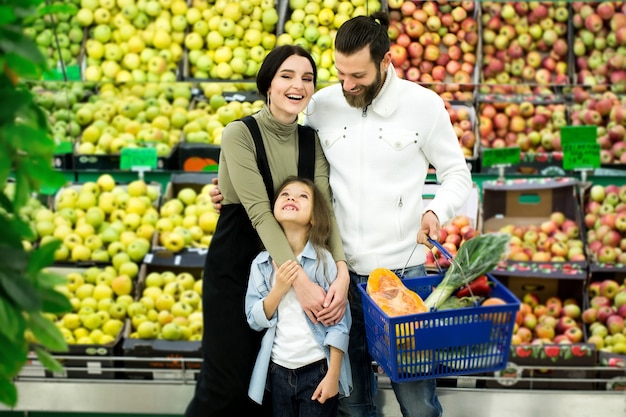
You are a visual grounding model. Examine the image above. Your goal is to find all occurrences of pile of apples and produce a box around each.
[128,269,203,341]
[445,102,476,158]
[569,89,626,165]
[24,0,84,71]
[386,0,477,100]
[37,174,158,271]
[426,214,479,268]
[183,83,265,145]
[571,1,626,91]
[156,183,219,252]
[480,1,570,86]
[512,293,585,345]
[51,266,134,345]
[495,211,586,262]
[583,278,626,354]
[280,0,383,82]
[478,100,566,153]
[583,184,626,265]
[32,82,92,151]
[74,82,193,158]
[183,0,280,80]
[77,0,188,83]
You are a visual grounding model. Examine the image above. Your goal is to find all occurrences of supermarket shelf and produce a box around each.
[2,356,625,416]
[3,377,625,417]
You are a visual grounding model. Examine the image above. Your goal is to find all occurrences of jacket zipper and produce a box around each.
[362,105,368,117]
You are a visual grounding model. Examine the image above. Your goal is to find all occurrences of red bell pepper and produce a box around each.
[456,275,491,298]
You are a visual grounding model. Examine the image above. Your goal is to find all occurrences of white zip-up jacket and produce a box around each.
[305,65,472,276]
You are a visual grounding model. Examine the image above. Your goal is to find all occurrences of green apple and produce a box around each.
[127,301,147,318]
[102,318,124,337]
[161,322,183,340]
[180,290,201,308]
[136,320,159,339]
[155,293,175,312]
[108,302,127,320]
[81,312,103,331]
[92,284,114,301]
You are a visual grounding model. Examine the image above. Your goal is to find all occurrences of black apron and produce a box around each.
[185,117,315,417]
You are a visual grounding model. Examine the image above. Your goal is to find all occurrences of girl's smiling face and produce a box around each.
[274,181,314,228]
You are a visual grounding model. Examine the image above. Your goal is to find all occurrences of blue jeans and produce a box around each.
[270,359,339,417]
[338,265,442,417]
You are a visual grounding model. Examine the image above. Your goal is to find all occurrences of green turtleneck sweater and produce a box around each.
[217,105,345,266]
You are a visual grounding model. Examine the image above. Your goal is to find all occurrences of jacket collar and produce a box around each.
[257,241,317,264]
[369,64,399,118]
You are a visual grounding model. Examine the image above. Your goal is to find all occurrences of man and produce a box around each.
[303,11,472,417]
[210,11,472,417]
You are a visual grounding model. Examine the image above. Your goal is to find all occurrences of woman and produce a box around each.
[184,45,349,417]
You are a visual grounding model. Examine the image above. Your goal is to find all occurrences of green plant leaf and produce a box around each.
[4,124,54,157]
[26,312,67,352]
[0,217,24,247]
[0,87,29,123]
[35,269,67,289]
[0,25,46,67]
[0,270,40,312]
[0,331,27,376]
[0,376,18,408]
[4,53,41,81]
[33,344,64,373]
[0,188,13,213]
[27,238,59,276]
[39,287,71,315]
[12,169,32,212]
[0,296,25,340]
[0,6,16,28]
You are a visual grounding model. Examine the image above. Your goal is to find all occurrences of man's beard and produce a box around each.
[341,68,382,109]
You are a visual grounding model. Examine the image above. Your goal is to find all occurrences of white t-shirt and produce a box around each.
[270,256,325,369]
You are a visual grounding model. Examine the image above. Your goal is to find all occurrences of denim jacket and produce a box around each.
[245,241,352,404]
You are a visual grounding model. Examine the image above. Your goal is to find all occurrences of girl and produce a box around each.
[245,177,352,417]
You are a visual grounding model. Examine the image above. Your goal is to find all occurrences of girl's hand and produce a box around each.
[273,260,298,295]
[311,373,339,404]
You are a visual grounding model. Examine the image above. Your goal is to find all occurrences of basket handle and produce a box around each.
[427,237,479,306]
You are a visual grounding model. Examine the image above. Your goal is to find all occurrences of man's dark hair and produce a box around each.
[334,11,391,66]
[256,45,317,99]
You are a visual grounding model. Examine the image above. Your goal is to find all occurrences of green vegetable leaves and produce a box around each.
[424,233,510,310]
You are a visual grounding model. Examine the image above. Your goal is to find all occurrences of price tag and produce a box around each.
[120,148,158,171]
[562,142,600,170]
[481,147,520,168]
[560,125,597,144]
[560,125,599,170]
[43,64,81,81]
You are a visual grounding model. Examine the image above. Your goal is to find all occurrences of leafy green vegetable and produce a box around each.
[438,295,484,311]
[424,233,510,310]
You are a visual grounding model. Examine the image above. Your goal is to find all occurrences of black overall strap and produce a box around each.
[297,124,315,181]
[242,115,274,201]
[242,116,316,201]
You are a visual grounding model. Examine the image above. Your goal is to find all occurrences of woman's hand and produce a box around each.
[316,261,349,326]
[291,267,327,323]
[208,177,223,214]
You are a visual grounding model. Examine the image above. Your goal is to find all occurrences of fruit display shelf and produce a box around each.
[4,354,625,417]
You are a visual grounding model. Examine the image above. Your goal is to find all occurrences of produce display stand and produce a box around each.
[1,357,624,417]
